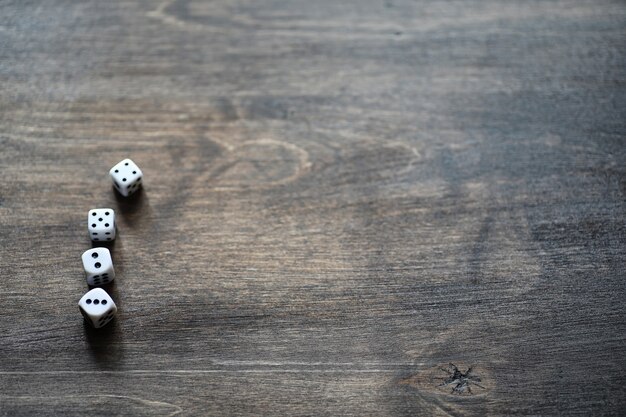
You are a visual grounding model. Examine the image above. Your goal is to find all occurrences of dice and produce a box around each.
[88,208,116,242]
[110,158,143,197]
[81,247,115,287]
[78,288,117,328]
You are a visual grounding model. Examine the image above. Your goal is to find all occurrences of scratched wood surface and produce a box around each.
[1,0,625,415]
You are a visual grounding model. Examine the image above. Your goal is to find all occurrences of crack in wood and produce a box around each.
[439,363,485,395]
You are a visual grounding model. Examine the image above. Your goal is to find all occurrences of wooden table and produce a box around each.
[1,0,625,415]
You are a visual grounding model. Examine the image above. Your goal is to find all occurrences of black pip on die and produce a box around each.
[88,208,115,241]
[110,158,143,197]
[81,247,115,287]
[79,288,117,328]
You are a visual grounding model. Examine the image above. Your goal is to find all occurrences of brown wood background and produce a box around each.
[1,0,625,415]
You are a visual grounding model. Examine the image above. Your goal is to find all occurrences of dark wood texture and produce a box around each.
[1,0,625,415]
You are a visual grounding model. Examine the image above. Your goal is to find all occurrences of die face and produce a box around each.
[110,159,143,197]
[86,269,114,287]
[78,288,117,328]
[88,208,116,242]
[81,247,115,286]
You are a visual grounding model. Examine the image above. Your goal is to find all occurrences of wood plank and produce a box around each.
[1,0,625,415]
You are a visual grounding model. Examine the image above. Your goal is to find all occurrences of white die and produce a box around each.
[88,208,116,242]
[110,158,143,197]
[81,247,115,287]
[78,288,117,328]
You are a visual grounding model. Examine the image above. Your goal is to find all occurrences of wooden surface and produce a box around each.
[1,0,625,415]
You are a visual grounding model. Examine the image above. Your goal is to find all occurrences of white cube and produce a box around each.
[88,208,116,242]
[110,158,143,197]
[81,247,115,287]
[78,288,117,328]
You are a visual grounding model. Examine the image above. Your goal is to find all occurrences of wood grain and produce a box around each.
[1,0,625,415]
